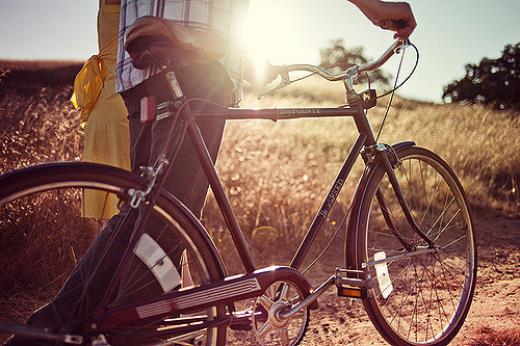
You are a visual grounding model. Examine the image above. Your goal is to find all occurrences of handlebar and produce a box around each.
[281,39,406,79]
[260,39,409,97]
[358,39,406,74]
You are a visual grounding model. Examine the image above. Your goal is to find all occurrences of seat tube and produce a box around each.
[185,115,256,273]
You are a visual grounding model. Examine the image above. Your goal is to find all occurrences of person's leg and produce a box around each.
[148,61,233,218]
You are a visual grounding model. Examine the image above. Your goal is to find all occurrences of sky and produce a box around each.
[0,0,519,102]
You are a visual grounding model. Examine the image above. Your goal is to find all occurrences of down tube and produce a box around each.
[290,133,366,270]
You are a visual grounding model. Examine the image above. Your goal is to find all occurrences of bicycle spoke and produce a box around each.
[432,209,461,243]
[421,257,448,334]
[400,159,419,220]
[383,259,412,329]
[425,196,455,237]
[394,261,423,334]
[435,255,466,296]
[408,262,419,341]
[439,234,467,250]
[429,220,465,243]
[370,231,417,242]
[419,170,441,227]
[435,257,467,279]
[435,192,452,238]
[417,160,428,222]
[417,263,433,342]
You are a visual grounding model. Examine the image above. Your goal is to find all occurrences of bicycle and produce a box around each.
[0,17,476,346]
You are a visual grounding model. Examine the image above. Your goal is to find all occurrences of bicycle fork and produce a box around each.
[376,146,436,249]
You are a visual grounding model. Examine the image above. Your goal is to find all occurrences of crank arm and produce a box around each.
[278,276,335,319]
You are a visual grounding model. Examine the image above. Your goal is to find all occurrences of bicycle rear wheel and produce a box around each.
[350,146,476,345]
[0,162,227,345]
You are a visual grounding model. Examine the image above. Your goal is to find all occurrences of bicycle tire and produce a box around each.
[0,162,227,346]
[348,146,476,345]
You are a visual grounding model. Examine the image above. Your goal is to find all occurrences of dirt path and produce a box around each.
[299,213,520,345]
[230,213,520,345]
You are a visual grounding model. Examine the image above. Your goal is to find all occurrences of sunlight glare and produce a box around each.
[239,0,297,78]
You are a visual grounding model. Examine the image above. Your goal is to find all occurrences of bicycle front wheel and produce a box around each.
[351,146,476,345]
[0,162,227,345]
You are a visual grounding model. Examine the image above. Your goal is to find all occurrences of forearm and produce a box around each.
[348,0,390,24]
[348,0,382,12]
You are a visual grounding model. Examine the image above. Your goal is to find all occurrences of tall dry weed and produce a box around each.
[0,62,518,297]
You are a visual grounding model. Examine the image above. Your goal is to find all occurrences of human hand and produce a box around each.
[242,57,279,87]
[349,0,416,39]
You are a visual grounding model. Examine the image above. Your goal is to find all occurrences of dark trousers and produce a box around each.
[6,62,232,345]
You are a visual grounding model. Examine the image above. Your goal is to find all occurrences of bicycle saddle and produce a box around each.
[125,16,228,69]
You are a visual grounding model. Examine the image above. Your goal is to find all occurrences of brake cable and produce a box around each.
[375,41,419,142]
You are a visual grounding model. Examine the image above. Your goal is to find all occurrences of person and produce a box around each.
[71,0,131,233]
[4,1,416,345]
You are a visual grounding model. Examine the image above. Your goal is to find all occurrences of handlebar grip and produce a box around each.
[379,19,407,30]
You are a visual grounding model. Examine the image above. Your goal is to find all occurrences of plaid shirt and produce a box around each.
[116,0,249,104]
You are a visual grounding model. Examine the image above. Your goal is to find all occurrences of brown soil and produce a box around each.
[228,212,520,345]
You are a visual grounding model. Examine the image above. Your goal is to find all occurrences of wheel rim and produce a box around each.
[0,180,222,345]
[363,152,476,344]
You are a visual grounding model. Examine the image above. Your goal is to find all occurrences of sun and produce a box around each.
[238,0,297,81]
[237,1,300,84]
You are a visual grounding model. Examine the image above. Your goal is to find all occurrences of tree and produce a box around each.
[443,42,520,111]
[319,39,390,87]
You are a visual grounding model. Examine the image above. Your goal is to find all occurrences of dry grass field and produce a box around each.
[0,61,519,345]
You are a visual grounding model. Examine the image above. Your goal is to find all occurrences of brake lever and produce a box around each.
[256,70,291,100]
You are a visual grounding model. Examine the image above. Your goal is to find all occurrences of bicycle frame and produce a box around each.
[190,106,367,272]
[93,41,435,334]
[184,103,429,273]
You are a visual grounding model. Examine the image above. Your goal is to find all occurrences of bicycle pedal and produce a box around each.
[337,286,367,299]
[335,267,373,298]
